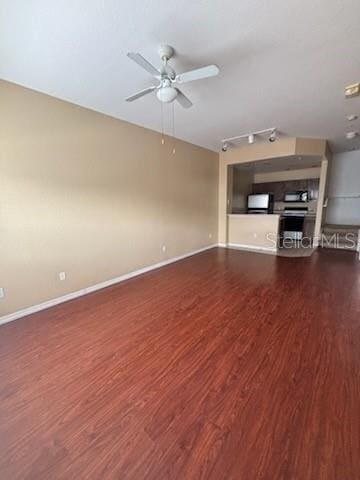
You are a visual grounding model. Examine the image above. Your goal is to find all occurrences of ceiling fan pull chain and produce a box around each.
[172,102,176,154]
[161,102,165,145]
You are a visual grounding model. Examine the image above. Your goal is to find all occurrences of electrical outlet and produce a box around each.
[58,272,66,281]
[0,288,5,299]
[209,233,213,239]
[162,245,167,253]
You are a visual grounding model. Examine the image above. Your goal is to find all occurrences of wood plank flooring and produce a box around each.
[1,247,360,479]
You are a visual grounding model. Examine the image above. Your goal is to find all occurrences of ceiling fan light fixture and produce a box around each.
[156,86,178,103]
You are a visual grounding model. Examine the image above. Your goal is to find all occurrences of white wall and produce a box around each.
[326,150,360,225]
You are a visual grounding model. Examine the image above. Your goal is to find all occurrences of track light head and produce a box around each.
[221,142,228,152]
[269,129,277,142]
[248,134,255,144]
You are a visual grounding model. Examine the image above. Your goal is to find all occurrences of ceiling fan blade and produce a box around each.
[125,86,157,102]
[176,64,219,84]
[175,89,193,108]
[127,52,160,77]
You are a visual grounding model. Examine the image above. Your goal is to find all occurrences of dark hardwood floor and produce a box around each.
[1,248,360,479]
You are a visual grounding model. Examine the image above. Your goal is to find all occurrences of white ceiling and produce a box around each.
[234,155,321,173]
[1,0,360,153]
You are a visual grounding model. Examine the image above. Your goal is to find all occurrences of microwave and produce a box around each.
[284,191,309,203]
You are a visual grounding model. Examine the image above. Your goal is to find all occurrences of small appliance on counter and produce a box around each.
[247,193,274,214]
[284,191,309,203]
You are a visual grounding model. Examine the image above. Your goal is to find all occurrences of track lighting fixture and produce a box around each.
[346,131,358,139]
[269,129,277,142]
[221,127,278,151]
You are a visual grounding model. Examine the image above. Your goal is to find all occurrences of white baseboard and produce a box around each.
[0,244,218,326]
[227,242,277,254]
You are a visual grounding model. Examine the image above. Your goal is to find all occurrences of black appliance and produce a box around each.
[282,207,308,240]
[284,191,309,203]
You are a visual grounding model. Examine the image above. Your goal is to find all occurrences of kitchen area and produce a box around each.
[227,156,321,256]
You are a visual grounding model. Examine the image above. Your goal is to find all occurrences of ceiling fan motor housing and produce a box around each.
[158,44,174,61]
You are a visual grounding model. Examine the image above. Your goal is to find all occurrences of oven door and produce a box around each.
[283,216,305,240]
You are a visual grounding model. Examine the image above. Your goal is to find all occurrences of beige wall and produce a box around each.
[253,167,321,184]
[228,215,280,251]
[295,138,327,156]
[314,159,328,245]
[0,81,219,317]
[220,137,297,166]
[231,168,253,212]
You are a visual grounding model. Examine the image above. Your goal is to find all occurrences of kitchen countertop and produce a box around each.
[229,212,316,218]
[228,213,280,217]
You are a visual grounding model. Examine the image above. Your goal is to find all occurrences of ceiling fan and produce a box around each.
[125,45,219,108]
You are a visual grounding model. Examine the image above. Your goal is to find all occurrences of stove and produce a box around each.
[282,207,308,240]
